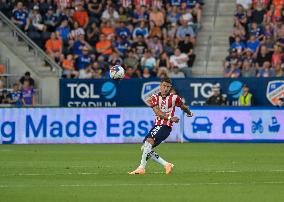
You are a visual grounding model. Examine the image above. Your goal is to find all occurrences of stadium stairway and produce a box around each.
[0,12,60,106]
[192,0,234,77]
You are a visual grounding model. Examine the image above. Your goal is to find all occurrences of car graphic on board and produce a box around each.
[192,116,212,133]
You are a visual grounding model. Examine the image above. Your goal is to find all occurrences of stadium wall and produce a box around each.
[0,107,283,144]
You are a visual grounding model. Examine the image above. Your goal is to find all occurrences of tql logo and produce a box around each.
[141,82,160,106]
[67,82,116,100]
[266,80,284,106]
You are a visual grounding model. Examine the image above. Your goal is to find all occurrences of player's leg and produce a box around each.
[149,150,174,174]
[148,150,168,166]
[139,137,154,168]
[128,126,158,174]
[128,138,153,174]
[129,125,174,174]
[149,126,174,174]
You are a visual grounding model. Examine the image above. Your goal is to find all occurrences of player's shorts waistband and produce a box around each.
[154,125,172,129]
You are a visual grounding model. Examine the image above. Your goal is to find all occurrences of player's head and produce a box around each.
[160,77,172,96]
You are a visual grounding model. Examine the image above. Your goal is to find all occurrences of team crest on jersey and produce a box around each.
[141,82,160,105]
[266,80,284,106]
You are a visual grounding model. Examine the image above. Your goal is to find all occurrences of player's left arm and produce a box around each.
[175,95,193,117]
[180,104,193,117]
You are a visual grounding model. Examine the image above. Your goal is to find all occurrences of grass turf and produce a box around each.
[0,143,284,202]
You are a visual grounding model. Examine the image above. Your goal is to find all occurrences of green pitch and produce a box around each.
[1,143,284,202]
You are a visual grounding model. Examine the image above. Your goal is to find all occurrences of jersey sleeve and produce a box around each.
[148,94,158,107]
[175,95,183,107]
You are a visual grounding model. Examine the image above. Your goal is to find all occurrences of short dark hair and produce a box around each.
[161,77,172,84]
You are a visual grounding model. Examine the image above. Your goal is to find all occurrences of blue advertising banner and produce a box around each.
[184,107,284,142]
[60,78,284,107]
[0,108,182,144]
[0,107,283,144]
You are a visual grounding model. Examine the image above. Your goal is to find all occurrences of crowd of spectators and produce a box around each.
[1,0,205,79]
[224,0,284,78]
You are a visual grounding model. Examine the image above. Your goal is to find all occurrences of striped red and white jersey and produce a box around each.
[149,93,183,127]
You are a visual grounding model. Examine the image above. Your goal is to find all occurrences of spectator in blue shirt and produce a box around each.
[71,39,83,56]
[166,6,181,25]
[234,4,247,25]
[12,1,29,31]
[247,35,260,54]
[249,22,263,38]
[114,35,131,56]
[75,46,93,70]
[176,20,195,41]
[231,36,246,54]
[56,19,70,43]
[70,34,92,56]
[225,63,241,78]
[115,21,131,38]
[133,20,149,39]
[8,83,22,107]
[132,5,149,25]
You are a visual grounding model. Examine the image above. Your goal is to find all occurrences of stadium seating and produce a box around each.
[225,0,284,78]
[3,0,205,79]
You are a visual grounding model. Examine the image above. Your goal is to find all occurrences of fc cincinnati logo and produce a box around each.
[266,80,284,106]
[141,82,160,106]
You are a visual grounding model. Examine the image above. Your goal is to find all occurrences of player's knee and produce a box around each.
[146,138,154,145]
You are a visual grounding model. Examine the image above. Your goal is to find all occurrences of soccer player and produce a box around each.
[128,78,193,175]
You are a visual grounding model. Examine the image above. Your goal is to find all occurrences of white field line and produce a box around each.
[71,165,112,168]
[1,181,284,188]
[60,181,284,187]
[1,170,284,177]
[0,172,101,177]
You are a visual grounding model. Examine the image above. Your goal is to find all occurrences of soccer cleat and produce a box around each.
[128,168,145,175]
[165,163,174,175]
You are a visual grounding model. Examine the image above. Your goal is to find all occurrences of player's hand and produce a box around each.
[186,111,194,117]
[170,117,180,123]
